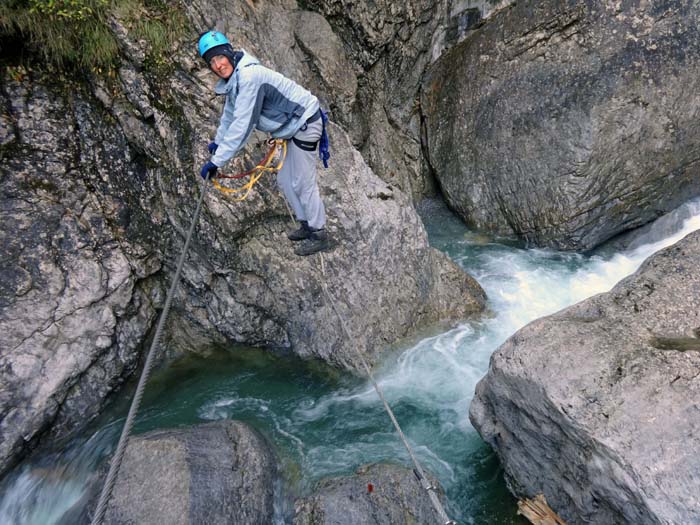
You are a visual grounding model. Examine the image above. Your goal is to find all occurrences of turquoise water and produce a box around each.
[2,198,700,524]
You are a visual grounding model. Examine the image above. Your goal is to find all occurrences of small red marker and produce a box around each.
[367,483,374,493]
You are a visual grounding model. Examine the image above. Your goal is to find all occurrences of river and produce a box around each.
[2,198,699,524]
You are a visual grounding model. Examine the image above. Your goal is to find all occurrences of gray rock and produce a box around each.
[302,0,498,201]
[422,0,700,250]
[291,11,358,122]
[100,420,276,524]
[470,230,700,524]
[187,121,486,371]
[0,3,485,477]
[432,0,514,60]
[294,463,445,525]
[0,73,162,480]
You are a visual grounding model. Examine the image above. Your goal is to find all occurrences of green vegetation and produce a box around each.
[0,0,187,71]
[112,0,187,71]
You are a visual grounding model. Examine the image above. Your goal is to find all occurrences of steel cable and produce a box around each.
[90,176,211,524]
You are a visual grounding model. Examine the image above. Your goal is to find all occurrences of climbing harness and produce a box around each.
[90,175,213,525]
[211,107,328,201]
[289,108,330,168]
[211,138,287,201]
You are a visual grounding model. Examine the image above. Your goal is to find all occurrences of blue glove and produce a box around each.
[200,161,218,180]
[207,142,218,154]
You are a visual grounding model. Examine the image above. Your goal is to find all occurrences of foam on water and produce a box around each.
[0,471,82,524]
[0,427,115,525]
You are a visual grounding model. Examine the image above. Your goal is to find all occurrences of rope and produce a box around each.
[211,139,287,201]
[316,259,456,525]
[90,176,212,525]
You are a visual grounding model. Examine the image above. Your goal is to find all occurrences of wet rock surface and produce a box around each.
[423,0,700,250]
[99,420,276,525]
[0,0,485,477]
[470,230,700,524]
[294,463,445,525]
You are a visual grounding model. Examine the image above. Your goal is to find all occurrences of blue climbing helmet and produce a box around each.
[198,31,233,63]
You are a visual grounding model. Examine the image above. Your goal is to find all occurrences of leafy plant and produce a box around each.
[0,0,187,71]
[28,0,98,21]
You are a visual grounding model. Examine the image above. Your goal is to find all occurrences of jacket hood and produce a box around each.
[214,50,259,95]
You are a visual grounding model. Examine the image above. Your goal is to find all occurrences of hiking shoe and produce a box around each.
[294,229,331,256]
[287,220,311,241]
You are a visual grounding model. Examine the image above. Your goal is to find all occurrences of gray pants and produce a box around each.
[277,118,326,230]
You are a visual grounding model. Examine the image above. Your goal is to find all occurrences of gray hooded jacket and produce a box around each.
[211,50,320,167]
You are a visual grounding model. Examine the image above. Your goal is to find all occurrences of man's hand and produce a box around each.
[207,142,218,154]
[200,161,218,180]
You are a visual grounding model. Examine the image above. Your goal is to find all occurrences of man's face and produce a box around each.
[210,55,233,79]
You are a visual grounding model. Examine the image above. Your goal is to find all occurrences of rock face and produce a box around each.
[470,230,700,524]
[0,1,485,477]
[294,463,445,525]
[0,73,165,480]
[302,0,505,201]
[301,0,442,200]
[100,420,276,524]
[422,0,700,250]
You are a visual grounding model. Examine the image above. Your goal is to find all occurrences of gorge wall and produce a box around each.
[422,0,700,250]
[0,0,486,477]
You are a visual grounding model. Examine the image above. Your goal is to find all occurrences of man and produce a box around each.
[198,30,331,257]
